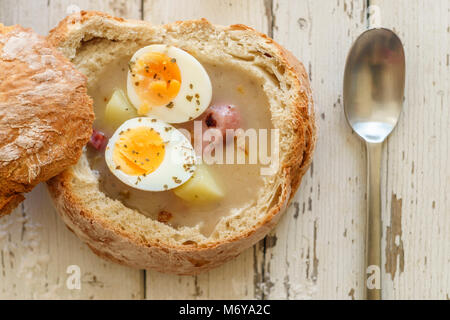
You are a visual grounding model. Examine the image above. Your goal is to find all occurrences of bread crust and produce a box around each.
[46,12,316,274]
[0,24,94,216]
[0,193,25,216]
[48,169,291,274]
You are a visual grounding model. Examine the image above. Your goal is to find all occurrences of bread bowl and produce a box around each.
[0,24,93,216]
[46,11,316,275]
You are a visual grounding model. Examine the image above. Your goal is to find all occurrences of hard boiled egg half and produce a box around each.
[127,45,212,123]
[105,117,196,191]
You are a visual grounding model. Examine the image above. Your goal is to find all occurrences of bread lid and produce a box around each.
[0,24,94,216]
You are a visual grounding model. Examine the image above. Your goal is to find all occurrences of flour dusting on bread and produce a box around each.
[0,24,94,216]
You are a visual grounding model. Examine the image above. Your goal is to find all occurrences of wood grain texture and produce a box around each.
[0,0,143,300]
[0,0,448,299]
[371,0,450,300]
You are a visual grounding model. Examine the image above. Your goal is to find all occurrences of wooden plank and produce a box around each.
[143,0,271,300]
[142,0,269,29]
[265,0,369,299]
[46,0,143,30]
[0,0,50,34]
[371,0,450,300]
[0,0,143,299]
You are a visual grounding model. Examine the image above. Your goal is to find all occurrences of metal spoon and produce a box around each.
[343,28,405,300]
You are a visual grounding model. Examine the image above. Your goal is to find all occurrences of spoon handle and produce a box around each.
[365,142,383,300]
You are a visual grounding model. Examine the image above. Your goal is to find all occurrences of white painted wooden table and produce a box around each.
[0,0,449,300]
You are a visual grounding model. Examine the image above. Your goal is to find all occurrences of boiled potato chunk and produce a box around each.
[105,89,137,129]
[173,164,224,204]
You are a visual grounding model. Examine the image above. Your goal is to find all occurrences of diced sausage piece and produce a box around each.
[201,104,241,137]
[89,129,108,151]
[197,104,241,154]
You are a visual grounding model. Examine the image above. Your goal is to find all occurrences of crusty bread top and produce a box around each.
[0,24,94,216]
[47,12,316,247]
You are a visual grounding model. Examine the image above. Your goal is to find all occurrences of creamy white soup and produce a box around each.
[87,55,273,236]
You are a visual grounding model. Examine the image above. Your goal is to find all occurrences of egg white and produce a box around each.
[105,117,196,191]
[127,45,212,123]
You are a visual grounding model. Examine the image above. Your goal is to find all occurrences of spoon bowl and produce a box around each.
[344,28,405,141]
[343,28,405,299]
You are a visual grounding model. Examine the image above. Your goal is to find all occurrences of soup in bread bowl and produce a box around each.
[47,11,316,275]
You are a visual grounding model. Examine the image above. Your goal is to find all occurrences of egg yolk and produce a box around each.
[113,126,165,176]
[130,51,182,114]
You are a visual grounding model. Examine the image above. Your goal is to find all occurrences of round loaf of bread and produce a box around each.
[47,11,316,275]
[0,24,94,216]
